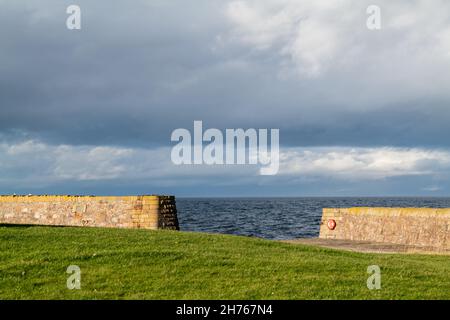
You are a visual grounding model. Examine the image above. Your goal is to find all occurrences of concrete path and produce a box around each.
[283,238,450,255]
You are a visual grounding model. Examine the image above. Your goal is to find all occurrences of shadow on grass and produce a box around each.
[0,223,68,229]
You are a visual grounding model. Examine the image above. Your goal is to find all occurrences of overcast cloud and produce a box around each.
[1,0,450,195]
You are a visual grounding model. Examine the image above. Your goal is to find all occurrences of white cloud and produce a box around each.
[1,140,450,187]
[225,1,294,50]
[52,146,133,180]
[224,0,361,76]
[422,186,441,192]
[223,0,450,79]
[279,147,450,179]
[0,141,137,182]
[283,18,340,76]
[0,140,261,187]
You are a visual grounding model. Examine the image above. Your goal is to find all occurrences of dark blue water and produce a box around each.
[177,197,450,240]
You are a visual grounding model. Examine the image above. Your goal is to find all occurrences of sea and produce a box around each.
[176,197,450,240]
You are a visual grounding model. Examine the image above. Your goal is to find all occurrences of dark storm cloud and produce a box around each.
[1,0,450,148]
[0,0,230,146]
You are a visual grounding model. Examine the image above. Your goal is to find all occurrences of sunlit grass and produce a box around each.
[0,225,449,299]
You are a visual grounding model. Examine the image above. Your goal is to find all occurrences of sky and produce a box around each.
[1,0,450,196]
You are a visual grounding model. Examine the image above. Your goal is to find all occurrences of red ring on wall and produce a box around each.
[327,219,336,230]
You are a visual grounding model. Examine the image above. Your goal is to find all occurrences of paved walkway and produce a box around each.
[283,238,450,255]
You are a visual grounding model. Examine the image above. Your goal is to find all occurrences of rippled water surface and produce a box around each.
[177,197,450,240]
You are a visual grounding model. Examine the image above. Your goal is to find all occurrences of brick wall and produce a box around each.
[319,208,450,251]
[0,195,179,230]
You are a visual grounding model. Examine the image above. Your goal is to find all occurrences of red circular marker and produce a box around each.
[327,219,336,230]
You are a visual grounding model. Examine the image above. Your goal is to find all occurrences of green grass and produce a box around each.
[0,225,449,299]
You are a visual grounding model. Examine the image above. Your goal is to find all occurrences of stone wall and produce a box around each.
[0,195,179,231]
[319,208,450,251]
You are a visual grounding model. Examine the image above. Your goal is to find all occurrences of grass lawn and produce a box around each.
[0,225,449,299]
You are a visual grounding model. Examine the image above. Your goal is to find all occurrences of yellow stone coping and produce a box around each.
[0,195,174,202]
[323,207,450,216]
